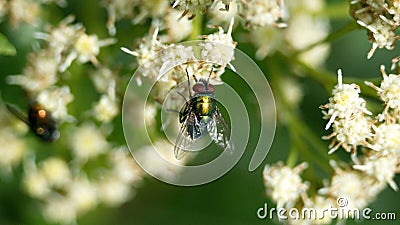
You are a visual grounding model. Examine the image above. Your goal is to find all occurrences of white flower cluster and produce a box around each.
[7,16,114,85]
[7,0,40,27]
[321,70,373,154]
[200,18,237,70]
[34,16,115,73]
[22,146,143,224]
[0,0,68,27]
[0,4,136,223]
[121,27,195,87]
[7,16,118,124]
[91,67,120,123]
[263,162,309,209]
[250,0,330,68]
[350,0,400,59]
[0,129,26,174]
[321,66,400,191]
[240,0,287,28]
[103,0,292,38]
[171,0,288,29]
[122,19,236,103]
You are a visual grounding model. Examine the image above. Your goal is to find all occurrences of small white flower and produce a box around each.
[133,0,169,23]
[40,157,71,188]
[285,12,330,67]
[249,0,330,63]
[280,77,303,107]
[353,154,398,191]
[23,168,50,199]
[93,94,119,123]
[240,0,287,28]
[328,115,373,154]
[36,85,75,122]
[70,123,109,162]
[0,130,26,170]
[163,9,193,42]
[60,33,115,72]
[121,27,166,85]
[319,164,386,218]
[250,26,283,59]
[35,16,84,64]
[209,1,237,23]
[103,0,139,35]
[377,68,400,110]
[67,177,98,213]
[322,70,371,130]
[358,17,397,59]
[43,195,76,224]
[8,0,40,27]
[109,147,143,184]
[263,162,309,208]
[350,0,399,59]
[7,50,59,93]
[371,123,400,154]
[90,67,116,93]
[97,177,133,207]
[93,80,119,123]
[387,0,400,24]
[159,45,195,79]
[200,18,236,69]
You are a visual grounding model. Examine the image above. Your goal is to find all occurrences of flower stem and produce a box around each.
[326,1,352,20]
[278,52,381,99]
[267,58,334,174]
[286,146,298,168]
[189,12,203,41]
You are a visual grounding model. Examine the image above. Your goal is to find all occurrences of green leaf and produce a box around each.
[0,33,17,56]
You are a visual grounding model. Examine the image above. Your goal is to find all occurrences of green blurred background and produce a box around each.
[0,0,399,224]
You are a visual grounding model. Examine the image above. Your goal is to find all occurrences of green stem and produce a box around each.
[286,146,298,168]
[326,1,352,20]
[189,12,203,41]
[279,52,381,99]
[267,59,333,173]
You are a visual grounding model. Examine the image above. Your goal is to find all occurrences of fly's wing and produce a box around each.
[6,103,29,125]
[174,111,201,160]
[207,107,233,151]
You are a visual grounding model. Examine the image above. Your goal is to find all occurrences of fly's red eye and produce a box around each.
[193,83,206,93]
[207,83,215,93]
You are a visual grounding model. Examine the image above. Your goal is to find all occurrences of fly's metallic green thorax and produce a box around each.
[179,78,216,124]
